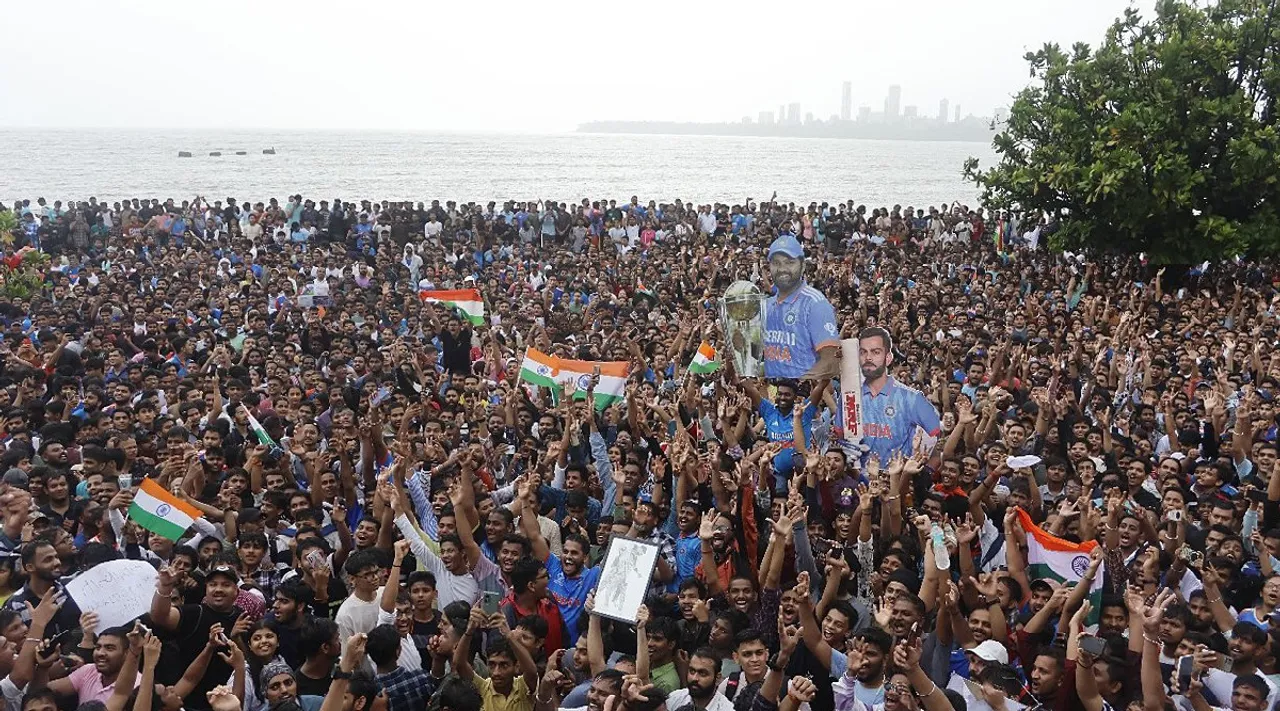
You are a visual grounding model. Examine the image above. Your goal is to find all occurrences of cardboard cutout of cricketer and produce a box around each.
[848,326,942,464]
[762,235,840,380]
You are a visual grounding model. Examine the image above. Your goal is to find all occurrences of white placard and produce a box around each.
[66,559,158,633]
[592,536,660,625]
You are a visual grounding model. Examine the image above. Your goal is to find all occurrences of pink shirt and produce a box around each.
[68,662,140,705]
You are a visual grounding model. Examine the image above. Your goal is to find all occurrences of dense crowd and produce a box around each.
[0,193,1270,711]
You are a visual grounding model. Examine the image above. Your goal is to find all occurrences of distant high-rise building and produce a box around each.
[804,111,814,124]
[778,105,786,124]
[857,106,872,122]
[904,105,918,119]
[787,102,802,125]
[841,81,852,121]
[939,98,950,123]
[954,105,961,123]
[742,116,753,124]
[885,85,902,120]
[759,110,775,125]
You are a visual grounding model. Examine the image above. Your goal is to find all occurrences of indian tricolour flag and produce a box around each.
[688,342,719,374]
[129,478,201,541]
[1017,508,1103,625]
[243,404,277,448]
[419,289,486,326]
[518,348,628,409]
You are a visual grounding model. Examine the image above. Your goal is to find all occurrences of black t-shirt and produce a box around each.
[170,602,244,710]
[295,667,334,697]
[439,329,472,376]
[410,612,441,660]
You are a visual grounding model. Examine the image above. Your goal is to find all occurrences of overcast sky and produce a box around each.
[1,0,1152,133]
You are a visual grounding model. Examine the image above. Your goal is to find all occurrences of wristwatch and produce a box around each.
[332,670,354,680]
[767,652,788,672]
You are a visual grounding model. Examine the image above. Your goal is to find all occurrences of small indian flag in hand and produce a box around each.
[689,342,719,374]
[129,478,202,541]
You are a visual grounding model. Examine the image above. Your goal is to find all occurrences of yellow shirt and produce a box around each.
[472,675,532,711]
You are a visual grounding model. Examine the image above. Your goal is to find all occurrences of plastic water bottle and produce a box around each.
[931,523,950,570]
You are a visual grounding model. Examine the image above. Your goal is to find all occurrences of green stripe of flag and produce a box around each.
[129,504,191,541]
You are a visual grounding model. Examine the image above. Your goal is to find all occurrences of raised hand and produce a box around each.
[1142,589,1177,638]
[698,510,720,541]
[787,676,818,703]
[779,618,803,653]
[27,588,62,631]
[206,686,242,711]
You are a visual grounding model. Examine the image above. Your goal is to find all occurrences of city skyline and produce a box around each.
[741,82,993,127]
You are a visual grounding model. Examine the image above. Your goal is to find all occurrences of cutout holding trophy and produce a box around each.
[720,233,940,467]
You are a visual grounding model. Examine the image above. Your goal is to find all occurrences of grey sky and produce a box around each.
[2,0,1153,132]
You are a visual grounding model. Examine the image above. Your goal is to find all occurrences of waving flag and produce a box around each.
[419,289,485,326]
[1017,508,1103,625]
[129,478,201,541]
[688,342,720,374]
[518,348,628,409]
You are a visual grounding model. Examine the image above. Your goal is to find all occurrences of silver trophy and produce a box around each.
[720,280,767,378]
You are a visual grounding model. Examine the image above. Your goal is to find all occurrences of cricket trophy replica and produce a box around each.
[720,280,767,378]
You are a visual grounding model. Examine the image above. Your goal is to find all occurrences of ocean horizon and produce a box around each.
[0,129,995,208]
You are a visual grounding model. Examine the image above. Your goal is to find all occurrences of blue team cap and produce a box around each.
[768,234,804,260]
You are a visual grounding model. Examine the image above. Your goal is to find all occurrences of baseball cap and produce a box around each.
[207,565,240,584]
[767,234,804,260]
[969,640,1009,665]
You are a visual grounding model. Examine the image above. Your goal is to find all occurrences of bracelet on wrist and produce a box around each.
[1142,634,1161,646]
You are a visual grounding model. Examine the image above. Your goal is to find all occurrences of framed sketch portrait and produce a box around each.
[592,536,660,625]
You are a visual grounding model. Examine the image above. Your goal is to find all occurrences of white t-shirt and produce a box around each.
[336,589,383,650]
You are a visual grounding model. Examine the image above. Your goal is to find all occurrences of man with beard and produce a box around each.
[150,563,246,710]
[856,326,941,464]
[2,539,81,636]
[761,234,840,380]
[664,649,733,710]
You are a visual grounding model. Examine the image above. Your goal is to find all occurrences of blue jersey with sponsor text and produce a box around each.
[763,284,839,379]
[859,376,942,463]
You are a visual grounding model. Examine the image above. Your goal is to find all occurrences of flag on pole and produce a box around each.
[243,404,277,448]
[129,478,202,541]
[419,289,486,326]
[688,342,720,374]
[1017,508,1103,625]
[518,348,628,409]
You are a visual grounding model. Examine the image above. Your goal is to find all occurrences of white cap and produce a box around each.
[969,640,1009,665]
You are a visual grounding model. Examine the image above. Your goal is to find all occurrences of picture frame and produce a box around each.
[592,535,661,625]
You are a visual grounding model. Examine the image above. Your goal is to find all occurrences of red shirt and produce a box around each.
[501,594,564,657]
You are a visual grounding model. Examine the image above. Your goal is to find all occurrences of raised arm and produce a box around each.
[150,565,183,631]
[320,634,367,711]
[518,479,551,562]
[452,605,486,683]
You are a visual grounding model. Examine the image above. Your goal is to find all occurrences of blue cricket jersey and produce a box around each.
[859,376,942,463]
[763,284,840,379]
[759,399,818,479]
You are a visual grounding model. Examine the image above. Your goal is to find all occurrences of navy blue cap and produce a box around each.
[768,234,804,260]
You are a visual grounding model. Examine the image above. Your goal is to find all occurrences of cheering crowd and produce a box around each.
[0,193,1271,711]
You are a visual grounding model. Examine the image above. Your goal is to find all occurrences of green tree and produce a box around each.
[965,0,1280,261]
